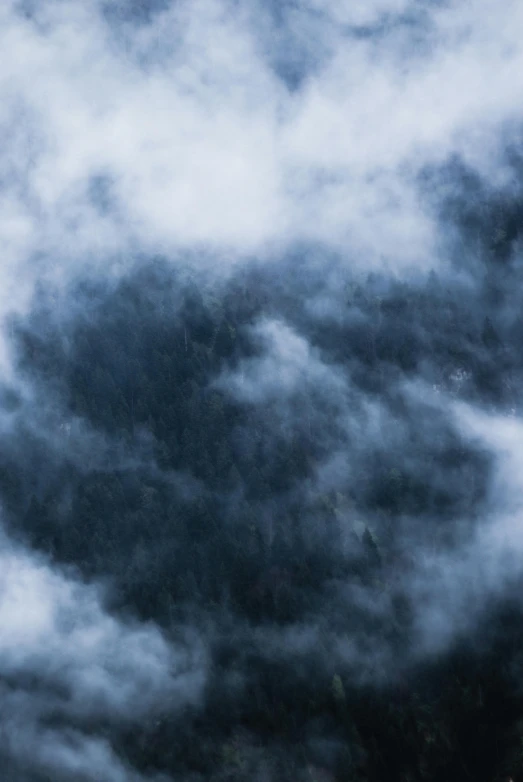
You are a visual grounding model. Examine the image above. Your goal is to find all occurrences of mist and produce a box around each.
[1,0,523,780]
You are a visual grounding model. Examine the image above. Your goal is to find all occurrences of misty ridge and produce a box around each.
[1,0,523,781]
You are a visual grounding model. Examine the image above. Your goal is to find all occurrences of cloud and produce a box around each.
[298,0,412,28]
[0,0,521,323]
[0,527,207,779]
[1,0,523,777]
[216,317,346,403]
[369,393,523,662]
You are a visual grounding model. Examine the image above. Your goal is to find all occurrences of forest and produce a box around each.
[1,160,523,780]
[2,0,523,779]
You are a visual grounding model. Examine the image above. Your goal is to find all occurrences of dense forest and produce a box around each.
[0,161,523,780]
[2,0,523,779]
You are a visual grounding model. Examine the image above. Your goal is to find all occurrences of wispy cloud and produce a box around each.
[0,528,206,780]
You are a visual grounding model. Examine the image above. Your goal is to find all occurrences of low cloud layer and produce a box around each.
[0,529,206,780]
[0,0,522,299]
[1,0,523,780]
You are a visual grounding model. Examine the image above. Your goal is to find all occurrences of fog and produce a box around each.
[1,0,523,780]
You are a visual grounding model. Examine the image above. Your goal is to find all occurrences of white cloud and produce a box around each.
[0,0,520,321]
[0,530,207,779]
[215,318,346,403]
[301,0,412,28]
[398,401,523,658]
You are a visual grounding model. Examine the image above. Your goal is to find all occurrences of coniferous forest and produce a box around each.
[1,168,523,780]
[2,1,523,780]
